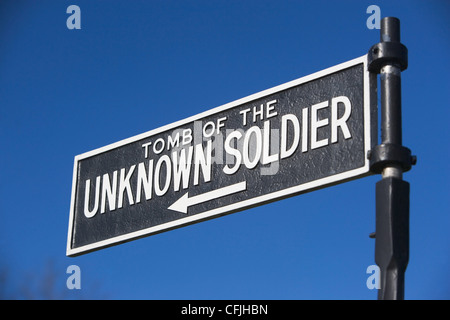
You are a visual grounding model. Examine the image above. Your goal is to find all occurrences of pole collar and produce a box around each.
[368,144,414,174]
[368,42,408,73]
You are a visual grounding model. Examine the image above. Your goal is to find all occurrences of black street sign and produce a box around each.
[67,55,376,256]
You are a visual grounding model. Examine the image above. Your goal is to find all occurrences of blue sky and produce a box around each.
[0,0,449,300]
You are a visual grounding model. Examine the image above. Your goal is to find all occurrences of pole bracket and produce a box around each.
[368,42,408,74]
[368,144,415,174]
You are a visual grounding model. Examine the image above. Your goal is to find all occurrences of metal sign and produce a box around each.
[67,55,376,256]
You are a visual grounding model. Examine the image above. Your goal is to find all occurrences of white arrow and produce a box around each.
[168,181,247,214]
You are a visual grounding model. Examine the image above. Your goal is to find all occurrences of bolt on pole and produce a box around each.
[367,17,416,300]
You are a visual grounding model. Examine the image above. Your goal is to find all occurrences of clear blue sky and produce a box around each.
[0,0,449,300]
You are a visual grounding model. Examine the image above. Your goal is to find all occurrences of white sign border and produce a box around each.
[67,55,374,257]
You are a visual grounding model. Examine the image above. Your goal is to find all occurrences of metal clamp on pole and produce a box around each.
[367,17,416,300]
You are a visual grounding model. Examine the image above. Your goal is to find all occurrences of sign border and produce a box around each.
[67,55,375,256]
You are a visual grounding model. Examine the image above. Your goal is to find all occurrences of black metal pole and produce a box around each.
[380,18,402,147]
[368,17,415,300]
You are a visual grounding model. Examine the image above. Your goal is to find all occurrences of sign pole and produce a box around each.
[368,17,416,300]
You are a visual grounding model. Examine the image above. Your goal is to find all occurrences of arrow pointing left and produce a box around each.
[168,181,247,214]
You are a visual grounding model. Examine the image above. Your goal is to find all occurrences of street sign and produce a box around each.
[67,55,376,256]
